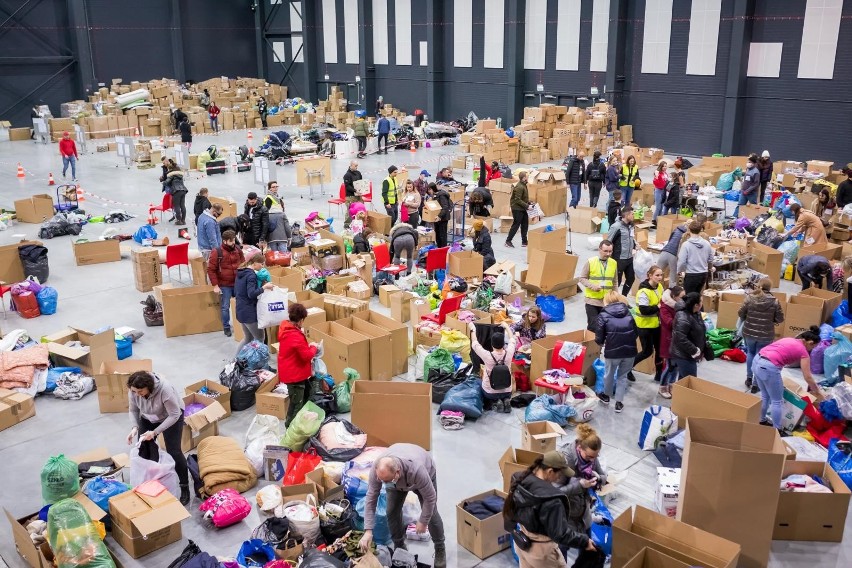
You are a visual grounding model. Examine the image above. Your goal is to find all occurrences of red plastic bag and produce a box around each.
[400,206,409,222]
[265,250,291,267]
[12,291,41,319]
[283,449,321,486]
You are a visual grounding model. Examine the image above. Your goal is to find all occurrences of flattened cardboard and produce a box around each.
[184,378,232,417]
[95,359,153,413]
[305,321,371,384]
[160,285,223,337]
[353,310,410,376]
[456,489,511,559]
[72,239,121,266]
[773,460,851,542]
[671,376,762,429]
[351,381,432,450]
[14,194,55,224]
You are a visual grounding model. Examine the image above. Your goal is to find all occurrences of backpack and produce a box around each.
[490,353,511,390]
[588,161,603,181]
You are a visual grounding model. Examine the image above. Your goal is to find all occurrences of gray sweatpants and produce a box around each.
[392,234,416,275]
[658,251,679,286]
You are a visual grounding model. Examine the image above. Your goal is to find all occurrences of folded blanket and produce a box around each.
[197,436,257,498]
[0,344,49,389]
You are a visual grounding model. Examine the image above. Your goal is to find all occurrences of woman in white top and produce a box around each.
[469,321,516,413]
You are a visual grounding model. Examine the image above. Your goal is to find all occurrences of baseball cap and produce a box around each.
[247,192,258,199]
[420,169,431,177]
[541,451,575,477]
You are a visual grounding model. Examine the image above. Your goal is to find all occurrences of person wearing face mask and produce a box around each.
[126,370,190,505]
[360,444,446,568]
[277,303,320,426]
[735,153,761,217]
[234,254,275,356]
[197,203,223,261]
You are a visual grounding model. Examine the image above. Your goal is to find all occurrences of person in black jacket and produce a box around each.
[503,453,596,567]
[353,228,373,254]
[219,215,249,246]
[471,219,496,270]
[244,192,269,247]
[193,187,212,226]
[595,291,638,413]
[585,151,606,208]
[837,166,852,211]
[669,292,707,381]
[607,190,622,226]
[469,157,495,217]
[427,183,452,248]
[564,153,587,208]
[343,161,364,228]
[257,96,268,128]
[178,117,192,151]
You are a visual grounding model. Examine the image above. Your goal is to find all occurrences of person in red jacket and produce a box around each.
[485,160,502,184]
[278,303,319,427]
[59,131,79,181]
[208,102,221,133]
[207,230,245,337]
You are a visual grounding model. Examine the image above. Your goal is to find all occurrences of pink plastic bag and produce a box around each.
[199,488,252,528]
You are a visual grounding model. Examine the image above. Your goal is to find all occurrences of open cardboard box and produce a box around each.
[337,316,395,381]
[304,467,345,503]
[0,388,36,432]
[456,489,511,559]
[72,447,129,484]
[448,250,484,280]
[108,486,191,558]
[521,421,566,453]
[184,378,231,417]
[530,330,599,386]
[671,376,762,428]
[353,310,409,376]
[773,460,851,542]
[44,326,117,376]
[623,547,694,568]
[255,376,289,419]
[390,290,418,323]
[95,359,152,413]
[351,381,432,450]
[798,287,842,323]
[305,321,370,384]
[784,294,824,337]
[72,239,121,266]
[498,447,543,493]
[163,394,227,453]
[570,206,603,234]
[526,225,568,257]
[14,194,55,224]
[445,309,491,334]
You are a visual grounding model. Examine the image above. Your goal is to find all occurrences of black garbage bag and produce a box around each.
[306,417,367,462]
[166,540,202,568]
[19,244,49,283]
[219,360,261,411]
[319,498,357,543]
[429,364,470,405]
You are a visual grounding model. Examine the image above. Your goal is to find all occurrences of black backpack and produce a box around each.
[490,353,511,390]
[588,161,603,181]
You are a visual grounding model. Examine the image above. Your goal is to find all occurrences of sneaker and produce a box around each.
[615,402,624,413]
[521,242,527,247]
[224,328,232,337]
[745,377,753,389]
[658,387,672,399]
[502,399,511,413]
[504,241,514,248]
[759,419,773,427]
[493,399,504,412]
[597,393,610,405]
[750,385,760,394]
[627,371,636,382]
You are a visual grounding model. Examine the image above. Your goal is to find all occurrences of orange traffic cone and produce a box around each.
[249,146,255,156]
[48,173,55,185]
[409,141,416,152]
[75,185,85,202]
[147,210,158,225]
[247,130,253,142]
[16,163,25,178]
[134,126,140,137]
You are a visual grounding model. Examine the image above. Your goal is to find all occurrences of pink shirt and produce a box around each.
[759,338,809,367]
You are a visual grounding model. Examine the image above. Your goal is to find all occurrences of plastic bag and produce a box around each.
[320,498,357,543]
[47,498,114,568]
[355,491,392,545]
[237,340,270,371]
[439,329,471,363]
[828,440,852,490]
[810,340,831,375]
[133,224,157,244]
[46,367,80,393]
[281,494,321,545]
[831,301,852,328]
[300,548,346,567]
[333,368,359,413]
[284,449,322,485]
[82,477,129,513]
[824,332,852,382]
[236,538,277,567]
[245,414,281,477]
[830,382,852,420]
[524,395,577,425]
[566,386,599,423]
[281,401,326,451]
[593,358,606,393]
[438,376,484,418]
[632,249,654,280]
[494,271,513,295]
[36,286,58,315]
[424,348,455,382]
[638,406,678,450]
[589,491,613,556]
[220,360,262,411]
[129,442,180,498]
[41,455,80,504]
[535,295,565,322]
[257,286,289,329]
[306,417,368,462]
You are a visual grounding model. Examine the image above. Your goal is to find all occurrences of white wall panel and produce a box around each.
[641,0,673,74]
[420,41,428,66]
[272,41,286,63]
[798,0,842,79]
[321,0,338,64]
[483,0,505,68]
[289,3,304,62]
[344,0,360,64]
[395,0,412,66]
[454,0,473,68]
[590,0,610,72]
[372,0,389,65]
[524,0,547,69]
[686,0,721,76]
[747,42,783,78]
[555,0,581,71]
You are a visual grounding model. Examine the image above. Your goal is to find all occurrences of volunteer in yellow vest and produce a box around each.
[619,155,640,207]
[579,240,617,331]
[383,165,400,226]
[263,180,281,210]
[631,265,665,383]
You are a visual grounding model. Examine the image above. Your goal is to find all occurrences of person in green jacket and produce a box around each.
[505,171,530,248]
[353,117,369,158]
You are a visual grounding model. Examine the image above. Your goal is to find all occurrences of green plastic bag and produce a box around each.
[333,368,359,413]
[281,401,326,451]
[706,328,736,357]
[47,498,115,568]
[41,455,80,505]
[423,348,455,382]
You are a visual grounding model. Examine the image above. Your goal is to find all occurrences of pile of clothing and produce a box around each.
[462,494,505,519]
[0,339,49,392]
[780,474,833,494]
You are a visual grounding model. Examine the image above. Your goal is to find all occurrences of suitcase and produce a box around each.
[206,159,227,175]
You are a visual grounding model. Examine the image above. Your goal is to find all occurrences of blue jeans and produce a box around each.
[744,337,771,380]
[734,191,758,217]
[219,286,235,331]
[602,357,633,403]
[659,359,679,386]
[210,117,218,132]
[569,183,581,208]
[672,358,697,380]
[653,189,666,221]
[479,385,509,401]
[62,155,77,178]
[620,186,633,207]
[753,356,783,427]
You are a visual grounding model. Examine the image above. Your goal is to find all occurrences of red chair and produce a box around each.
[550,340,586,375]
[0,281,12,319]
[373,242,405,278]
[360,181,375,209]
[149,193,173,224]
[328,183,347,218]
[164,242,190,282]
[421,293,463,325]
[425,246,450,275]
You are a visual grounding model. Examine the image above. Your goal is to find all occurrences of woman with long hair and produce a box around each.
[512,306,547,347]
[739,278,785,393]
[559,424,607,542]
[658,285,685,398]
[401,179,422,228]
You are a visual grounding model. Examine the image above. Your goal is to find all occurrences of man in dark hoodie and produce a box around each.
[427,182,452,248]
[244,191,269,247]
[735,153,761,217]
[677,220,713,295]
[585,151,606,208]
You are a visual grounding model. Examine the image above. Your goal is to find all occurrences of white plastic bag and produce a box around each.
[638,405,678,450]
[402,492,422,525]
[244,415,281,477]
[494,271,513,295]
[633,249,654,280]
[566,386,599,423]
[257,286,289,329]
[280,494,321,545]
[129,445,180,498]
[415,345,432,380]
[256,485,283,513]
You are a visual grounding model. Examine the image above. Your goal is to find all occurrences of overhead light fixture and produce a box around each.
[324,74,330,80]
[544,95,556,99]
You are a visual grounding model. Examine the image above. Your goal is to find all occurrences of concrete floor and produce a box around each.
[0,130,849,567]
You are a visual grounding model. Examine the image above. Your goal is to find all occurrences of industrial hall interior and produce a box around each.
[3,0,852,567]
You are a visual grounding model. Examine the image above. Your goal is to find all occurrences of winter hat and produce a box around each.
[472,219,484,232]
[388,166,398,174]
[762,150,770,158]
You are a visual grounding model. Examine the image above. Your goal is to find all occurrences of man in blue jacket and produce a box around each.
[377,115,391,154]
[197,203,223,261]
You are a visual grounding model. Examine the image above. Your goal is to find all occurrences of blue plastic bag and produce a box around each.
[535,295,565,323]
[434,268,446,289]
[46,367,81,393]
[439,376,484,418]
[593,358,606,393]
[355,491,392,545]
[236,539,276,567]
[831,301,852,327]
[115,336,132,360]
[524,395,577,425]
[823,332,852,382]
[132,224,157,244]
[820,323,835,341]
[36,287,58,315]
[828,439,852,490]
[83,477,129,513]
[237,340,269,370]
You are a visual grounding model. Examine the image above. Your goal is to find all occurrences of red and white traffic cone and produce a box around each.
[247,130,253,142]
[409,141,416,152]
[48,173,55,185]
[16,163,25,179]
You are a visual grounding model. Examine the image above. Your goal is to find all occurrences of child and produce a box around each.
[664,171,681,215]
[350,210,367,235]
[607,190,623,226]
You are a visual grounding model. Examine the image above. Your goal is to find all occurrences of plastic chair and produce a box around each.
[425,246,450,275]
[373,242,405,277]
[360,181,375,210]
[165,242,190,282]
[149,193,173,224]
[421,293,463,325]
[0,281,12,319]
[328,183,347,218]
[550,340,587,375]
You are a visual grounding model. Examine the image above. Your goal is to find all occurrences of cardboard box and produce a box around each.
[0,388,36,432]
[305,321,370,384]
[160,285,223,337]
[498,447,544,493]
[327,274,358,295]
[739,204,772,220]
[366,210,392,235]
[780,377,814,433]
[715,292,746,331]
[208,195,238,218]
[570,206,603,234]
[184,378,231,417]
[445,309,491,334]
[677,418,787,568]
[72,447,129,483]
[263,445,289,481]
[671,376,762,429]
[484,260,516,279]
[304,467,345,503]
[422,200,443,223]
[773,460,850,542]
[655,467,681,519]
[351,381,432,450]
[13,194,55,224]
[72,239,121,265]
[378,284,401,307]
[535,185,568,217]
[522,249,578,294]
[390,290,418,323]
[798,287,842,323]
[108,487,190,558]
[527,225,567,257]
[353,310,410,376]
[95,359,153,413]
[623,547,693,568]
[784,294,824,337]
[255,377,289,419]
[748,242,783,288]
[131,247,163,292]
[448,250,484,280]
[521,421,566,453]
[338,316,394,381]
[456,489,511,559]
[654,215,690,243]
[612,505,741,568]
[44,326,117,376]
[170,394,227,453]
